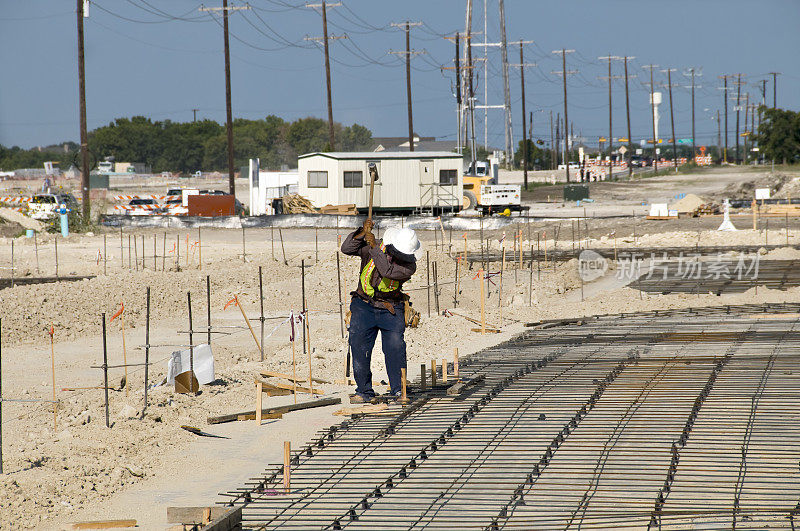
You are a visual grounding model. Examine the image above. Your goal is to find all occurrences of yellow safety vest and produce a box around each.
[360,245,400,297]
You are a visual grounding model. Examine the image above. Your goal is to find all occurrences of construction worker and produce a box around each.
[341,219,420,403]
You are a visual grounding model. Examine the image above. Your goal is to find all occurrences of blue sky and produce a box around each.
[2,0,798,150]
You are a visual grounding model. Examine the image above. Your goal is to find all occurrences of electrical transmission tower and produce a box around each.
[463,0,515,165]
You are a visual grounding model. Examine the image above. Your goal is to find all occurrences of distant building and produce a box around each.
[370,134,459,153]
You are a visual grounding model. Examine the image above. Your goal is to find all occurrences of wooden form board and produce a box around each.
[167,506,227,524]
[69,521,137,530]
[207,397,341,424]
[260,370,330,385]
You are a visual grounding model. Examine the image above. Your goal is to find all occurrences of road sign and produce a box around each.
[617,137,629,142]
[618,146,628,154]
[677,138,693,144]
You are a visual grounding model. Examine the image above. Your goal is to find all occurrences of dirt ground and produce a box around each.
[1,166,800,529]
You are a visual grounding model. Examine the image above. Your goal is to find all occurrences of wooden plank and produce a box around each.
[259,379,322,395]
[470,327,501,334]
[167,507,227,524]
[237,412,282,421]
[207,397,341,425]
[256,381,293,397]
[201,506,242,531]
[69,521,137,530]
[260,370,330,385]
[333,403,388,416]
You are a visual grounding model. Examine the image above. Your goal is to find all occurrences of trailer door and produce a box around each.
[419,159,434,212]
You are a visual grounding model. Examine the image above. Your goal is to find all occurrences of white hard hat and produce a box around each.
[382,227,421,258]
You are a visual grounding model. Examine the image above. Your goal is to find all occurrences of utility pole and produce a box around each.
[454,33,461,154]
[467,34,476,163]
[716,110,721,159]
[520,47,528,188]
[624,56,634,179]
[743,93,750,164]
[464,2,475,162]
[76,0,90,219]
[390,22,424,152]
[306,2,343,150]
[719,75,731,163]
[598,55,623,177]
[662,68,678,170]
[200,2,250,196]
[685,68,701,161]
[549,110,555,170]
[734,73,743,164]
[643,64,659,172]
[510,42,535,189]
[552,49,576,182]
[768,72,780,108]
[757,79,767,162]
[443,33,464,154]
[555,114,561,168]
[192,108,199,123]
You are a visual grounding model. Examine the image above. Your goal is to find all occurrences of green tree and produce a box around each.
[286,117,330,155]
[513,139,549,170]
[2,116,373,173]
[755,106,800,164]
[458,145,491,164]
[340,124,373,151]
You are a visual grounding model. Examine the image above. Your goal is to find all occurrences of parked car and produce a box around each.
[166,188,183,197]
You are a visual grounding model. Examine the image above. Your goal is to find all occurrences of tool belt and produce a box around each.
[403,295,421,328]
[348,293,420,329]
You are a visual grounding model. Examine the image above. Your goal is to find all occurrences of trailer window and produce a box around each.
[439,169,457,185]
[308,171,328,188]
[343,171,362,188]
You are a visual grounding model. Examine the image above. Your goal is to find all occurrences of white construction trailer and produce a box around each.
[297,151,463,215]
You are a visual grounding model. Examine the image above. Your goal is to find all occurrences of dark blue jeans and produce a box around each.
[349,296,407,397]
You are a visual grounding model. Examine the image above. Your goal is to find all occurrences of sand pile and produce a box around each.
[670,193,707,214]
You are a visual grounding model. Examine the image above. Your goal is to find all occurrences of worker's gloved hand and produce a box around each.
[364,231,377,248]
[362,219,374,233]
